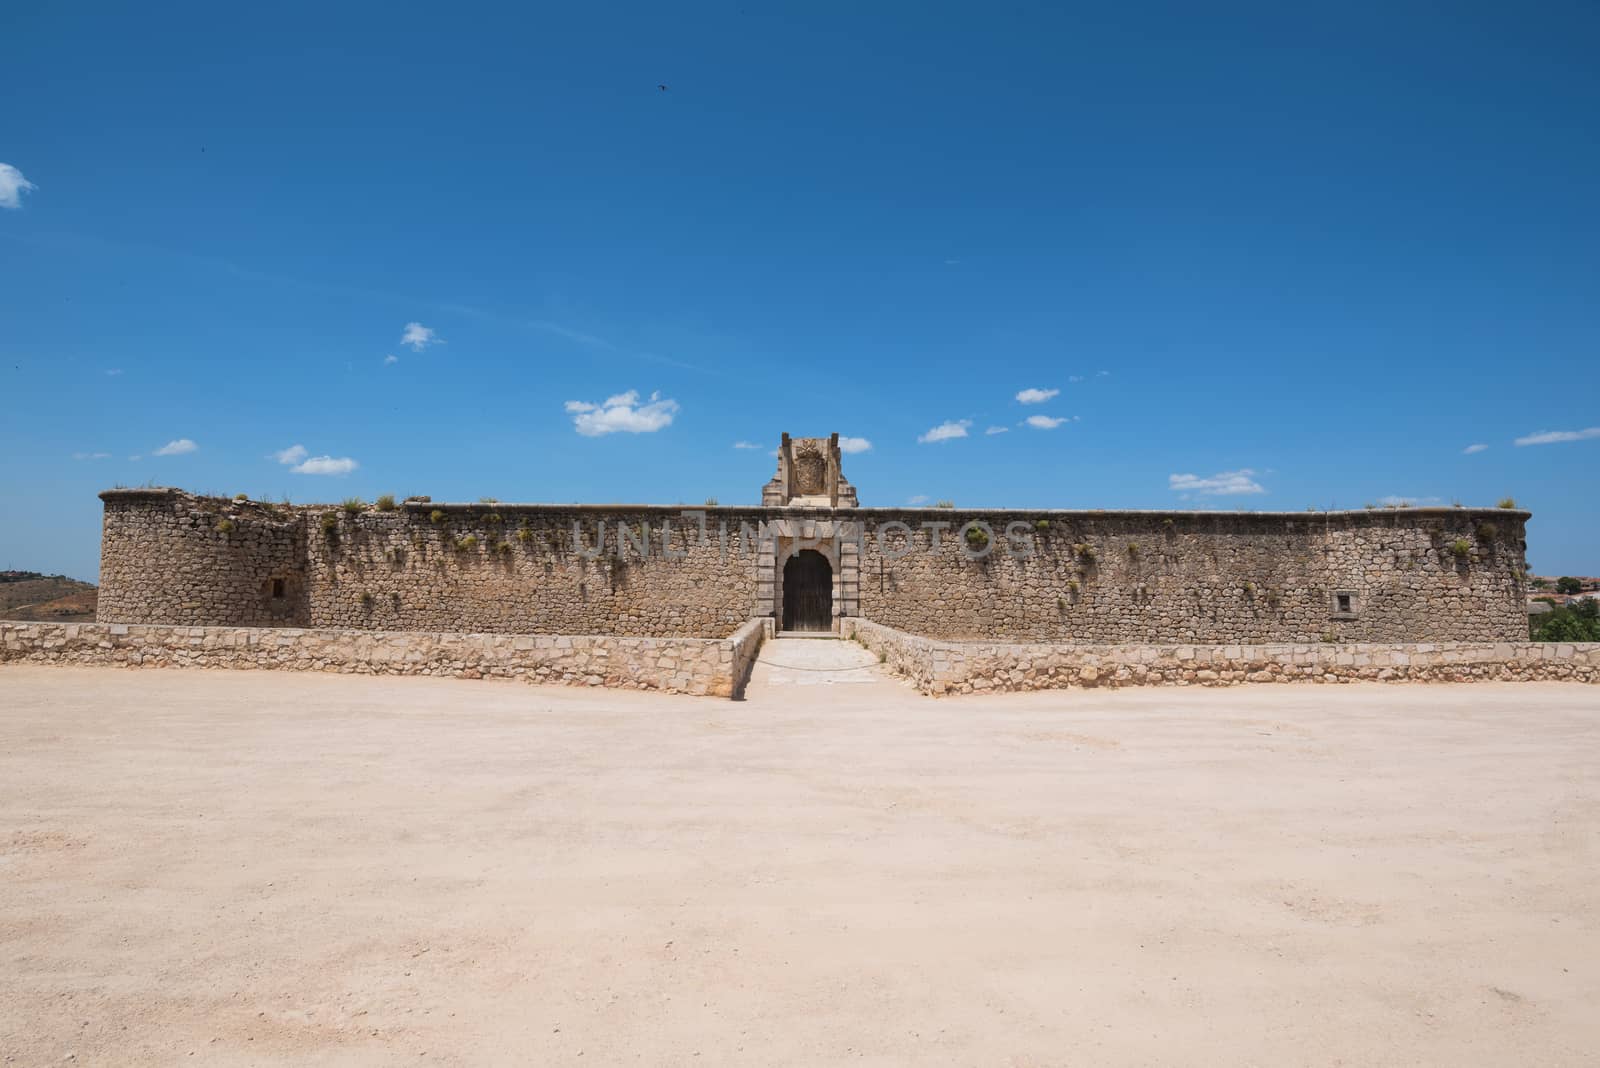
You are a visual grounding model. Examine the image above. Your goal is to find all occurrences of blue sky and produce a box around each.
[3,1,1597,581]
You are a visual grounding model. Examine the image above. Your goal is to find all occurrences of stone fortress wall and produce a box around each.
[95,487,1531,645]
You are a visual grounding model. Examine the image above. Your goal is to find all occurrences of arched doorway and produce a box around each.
[782,550,833,632]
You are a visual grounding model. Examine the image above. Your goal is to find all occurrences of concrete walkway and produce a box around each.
[745,635,900,691]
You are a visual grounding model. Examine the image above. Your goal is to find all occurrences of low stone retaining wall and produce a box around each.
[0,619,771,698]
[841,619,1600,695]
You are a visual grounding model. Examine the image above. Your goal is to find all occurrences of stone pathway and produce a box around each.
[745,635,895,691]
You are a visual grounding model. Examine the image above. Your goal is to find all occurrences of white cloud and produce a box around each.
[733,440,763,450]
[1097,370,1110,377]
[1068,375,1084,383]
[1379,495,1442,507]
[906,494,930,505]
[384,354,399,365]
[0,163,36,210]
[1015,387,1059,405]
[837,436,871,454]
[918,419,971,444]
[985,426,1009,435]
[1514,427,1600,446]
[154,438,198,456]
[1168,469,1266,496]
[1023,415,1067,429]
[564,389,679,436]
[71,451,111,461]
[272,444,309,465]
[292,455,359,476]
[1462,443,1488,454]
[400,322,441,351]
[105,369,123,377]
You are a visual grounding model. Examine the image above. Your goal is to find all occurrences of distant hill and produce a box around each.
[0,571,98,622]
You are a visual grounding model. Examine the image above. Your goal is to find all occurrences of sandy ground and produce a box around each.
[2,640,1598,1066]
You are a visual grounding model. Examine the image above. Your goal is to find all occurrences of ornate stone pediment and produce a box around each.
[761,433,860,507]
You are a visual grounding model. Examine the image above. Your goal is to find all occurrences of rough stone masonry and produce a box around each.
[93,433,1530,644]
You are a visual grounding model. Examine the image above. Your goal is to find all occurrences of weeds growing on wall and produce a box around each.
[342,498,364,514]
[1449,538,1471,560]
[215,518,234,534]
[1498,497,1518,509]
[430,509,446,524]
[375,494,396,511]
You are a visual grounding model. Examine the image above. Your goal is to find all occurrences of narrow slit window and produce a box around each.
[271,578,286,599]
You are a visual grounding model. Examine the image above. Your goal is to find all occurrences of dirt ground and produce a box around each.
[2,647,1598,1065]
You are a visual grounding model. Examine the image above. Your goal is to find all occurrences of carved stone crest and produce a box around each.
[792,445,826,496]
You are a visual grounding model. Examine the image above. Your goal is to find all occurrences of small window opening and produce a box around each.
[1336,593,1351,614]
[271,578,286,599]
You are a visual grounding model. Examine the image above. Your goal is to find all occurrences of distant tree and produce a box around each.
[1531,578,1549,590]
[1556,576,1583,595]
[1530,598,1600,642]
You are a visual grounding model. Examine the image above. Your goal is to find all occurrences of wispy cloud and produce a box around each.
[0,163,35,210]
[400,322,442,352]
[1514,427,1600,446]
[292,455,358,476]
[154,438,198,456]
[906,494,930,505]
[985,426,1009,435]
[837,436,871,454]
[384,354,399,365]
[272,444,308,465]
[564,390,679,436]
[918,419,971,444]
[733,440,763,450]
[71,451,112,461]
[1380,495,1442,507]
[105,369,123,377]
[1462,443,1488,454]
[1169,469,1265,497]
[1023,415,1067,430]
[1015,387,1059,405]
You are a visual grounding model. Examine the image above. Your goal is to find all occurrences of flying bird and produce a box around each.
[658,84,669,91]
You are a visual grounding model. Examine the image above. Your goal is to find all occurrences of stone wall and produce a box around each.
[307,502,765,638]
[842,619,1599,695]
[1,620,768,697]
[853,508,1529,643]
[99,490,309,626]
[97,490,1531,645]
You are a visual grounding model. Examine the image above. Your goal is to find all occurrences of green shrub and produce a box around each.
[1035,519,1050,532]
[498,541,513,554]
[216,518,234,533]
[1449,538,1471,559]
[456,535,478,552]
[516,527,533,543]
[486,512,504,525]
[479,497,499,504]
[341,497,364,514]
[1067,579,1079,593]
[1126,542,1140,557]
[1531,599,1600,641]
[233,493,248,501]
[1242,580,1255,597]
[705,497,719,506]
[360,591,374,608]
[964,526,989,550]
[375,494,396,511]
[1476,522,1498,543]
[430,509,446,524]
[933,500,955,509]
[1056,596,1067,611]
[1074,543,1096,560]
[320,512,339,534]
[1497,497,1517,509]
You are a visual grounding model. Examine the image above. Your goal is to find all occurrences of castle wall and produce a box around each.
[854,509,1528,643]
[95,491,1530,644]
[98,490,309,627]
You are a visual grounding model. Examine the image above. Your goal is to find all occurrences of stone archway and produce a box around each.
[782,550,833,632]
